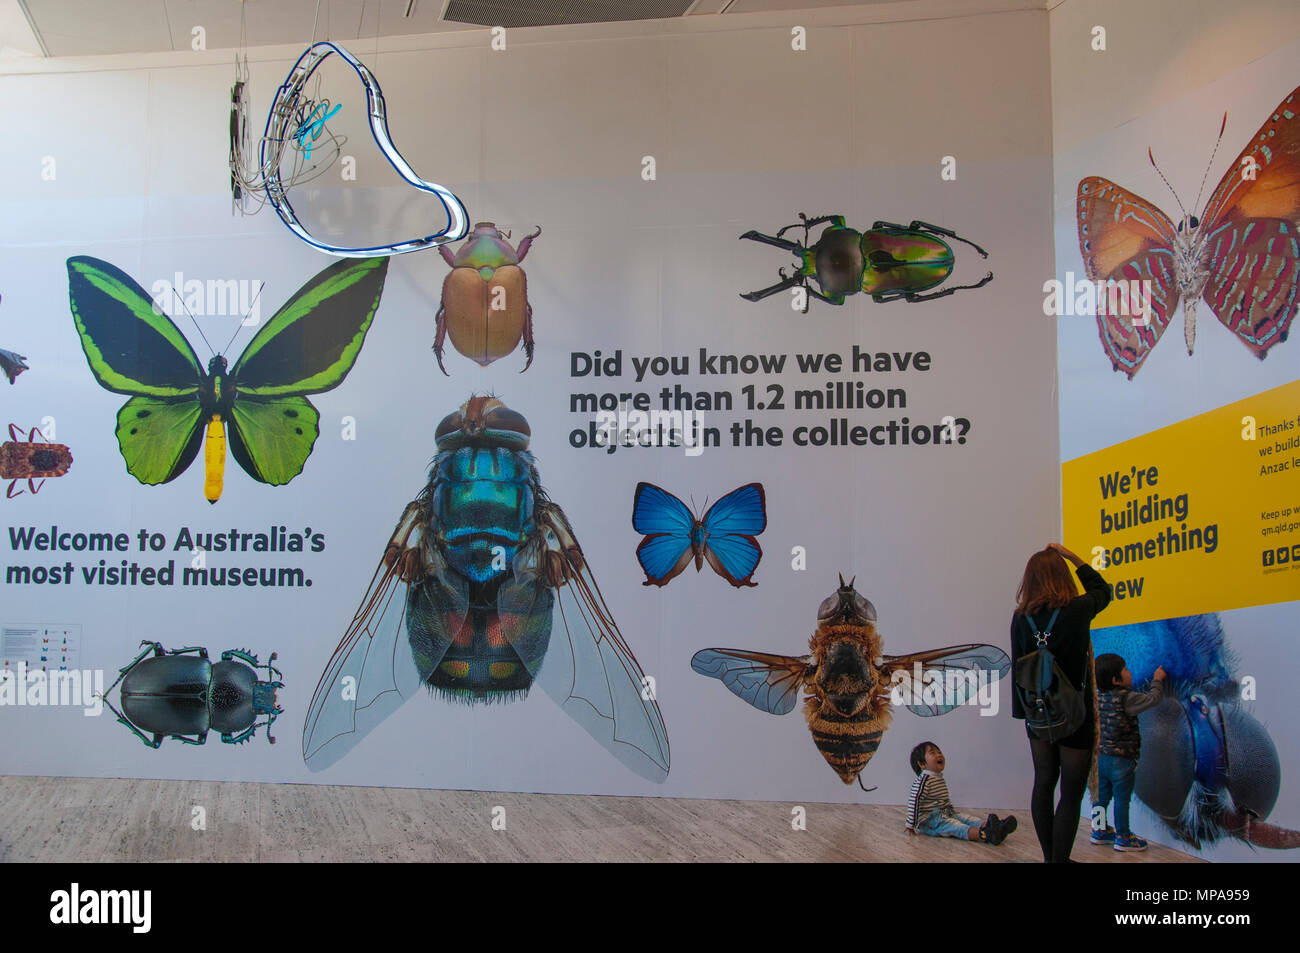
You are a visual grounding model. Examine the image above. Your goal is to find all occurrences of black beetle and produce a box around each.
[101,641,283,747]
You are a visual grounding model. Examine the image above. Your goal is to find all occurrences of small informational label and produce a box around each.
[1,624,82,673]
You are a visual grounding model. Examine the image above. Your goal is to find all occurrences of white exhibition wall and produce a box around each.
[0,4,1054,808]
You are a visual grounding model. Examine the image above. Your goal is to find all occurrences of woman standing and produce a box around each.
[1010,542,1110,863]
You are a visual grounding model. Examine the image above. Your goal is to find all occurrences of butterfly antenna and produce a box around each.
[169,287,217,358]
[218,280,267,356]
[1191,111,1229,216]
[1147,147,1189,222]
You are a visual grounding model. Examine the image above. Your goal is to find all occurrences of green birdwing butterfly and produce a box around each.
[67,255,388,503]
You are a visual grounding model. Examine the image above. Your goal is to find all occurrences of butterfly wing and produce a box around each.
[506,500,670,781]
[302,502,440,771]
[115,396,205,485]
[631,481,696,587]
[231,256,388,396]
[1201,85,1300,233]
[880,643,1011,716]
[690,647,811,715]
[227,396,320,486]
[1076,178,1182,378]
[67,257,204,395]
[1198,219,1300,358]
[0,349,29,385]
[1193,86,1300,358]
[699,482,767,587]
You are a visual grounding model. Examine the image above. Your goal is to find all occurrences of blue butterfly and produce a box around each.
[631,482,767,587]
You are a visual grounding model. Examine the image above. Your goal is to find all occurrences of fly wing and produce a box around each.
[507,500,670,782]
[690,647,810,715]
[302,500,461,771]
[880,643,1010,716]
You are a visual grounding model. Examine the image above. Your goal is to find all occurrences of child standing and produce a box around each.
[1091,654,1167,851]
[905,742,1016,844]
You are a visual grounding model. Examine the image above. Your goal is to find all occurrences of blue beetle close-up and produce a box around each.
[1093,614,1300,850]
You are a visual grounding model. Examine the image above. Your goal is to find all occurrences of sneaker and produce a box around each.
[1091,827,1116,845]
[998,815,1018,840]
[983,814,1006,846]
[1114,833,1148,852]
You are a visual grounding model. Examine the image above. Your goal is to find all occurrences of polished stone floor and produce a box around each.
[0,776,1198,862]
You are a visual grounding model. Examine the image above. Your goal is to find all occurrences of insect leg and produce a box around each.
[515,225,542,261]
[739,270,805,302]
[521,302,535,373]
[905,220,990,259]
[7,480,23,499]
[433,305,451,376]
[739,229,804,253]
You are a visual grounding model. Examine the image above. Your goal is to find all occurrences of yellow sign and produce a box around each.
[1062,379,1300,626]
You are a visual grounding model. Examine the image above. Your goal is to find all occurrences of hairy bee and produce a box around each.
[692,575,1009,787]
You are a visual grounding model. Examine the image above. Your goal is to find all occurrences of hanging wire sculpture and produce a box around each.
[227,2,466,256]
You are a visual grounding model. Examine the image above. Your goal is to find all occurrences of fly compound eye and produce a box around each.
[483,405,531,449]
[435,410,465,448]
[855,594,877,621]
[817,594,839,620]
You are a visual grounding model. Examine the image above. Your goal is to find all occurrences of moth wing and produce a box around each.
[881,643,1011,716]
[690,647,810,716]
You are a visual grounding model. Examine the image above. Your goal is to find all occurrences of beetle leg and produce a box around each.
[891,271,994,302]
[432,304,451,376]
[521,302,535,373]
[515,225,542,262]
[793,213,845,232]
[906,220,990,258]
[739,270,805,302]
[739,229,803,253]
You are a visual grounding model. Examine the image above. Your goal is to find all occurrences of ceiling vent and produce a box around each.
[443,0,696,28]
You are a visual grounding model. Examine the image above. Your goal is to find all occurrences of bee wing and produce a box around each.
[506,500,670,782]
[880,643,1010,716]
[690,648,811,716]
[301,557,418,770]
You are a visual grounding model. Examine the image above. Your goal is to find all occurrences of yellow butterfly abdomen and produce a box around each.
[203,414,225,504]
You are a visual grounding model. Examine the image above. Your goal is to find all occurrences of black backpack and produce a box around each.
[1014,608,1088,742]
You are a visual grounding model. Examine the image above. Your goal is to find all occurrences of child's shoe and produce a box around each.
[1090,827,1116,845]
[982,814,1006,845]
[998,815,1018,839]
[1114,833,1148,852]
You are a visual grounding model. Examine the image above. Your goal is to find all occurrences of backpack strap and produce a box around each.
[1025,608,1061,647]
